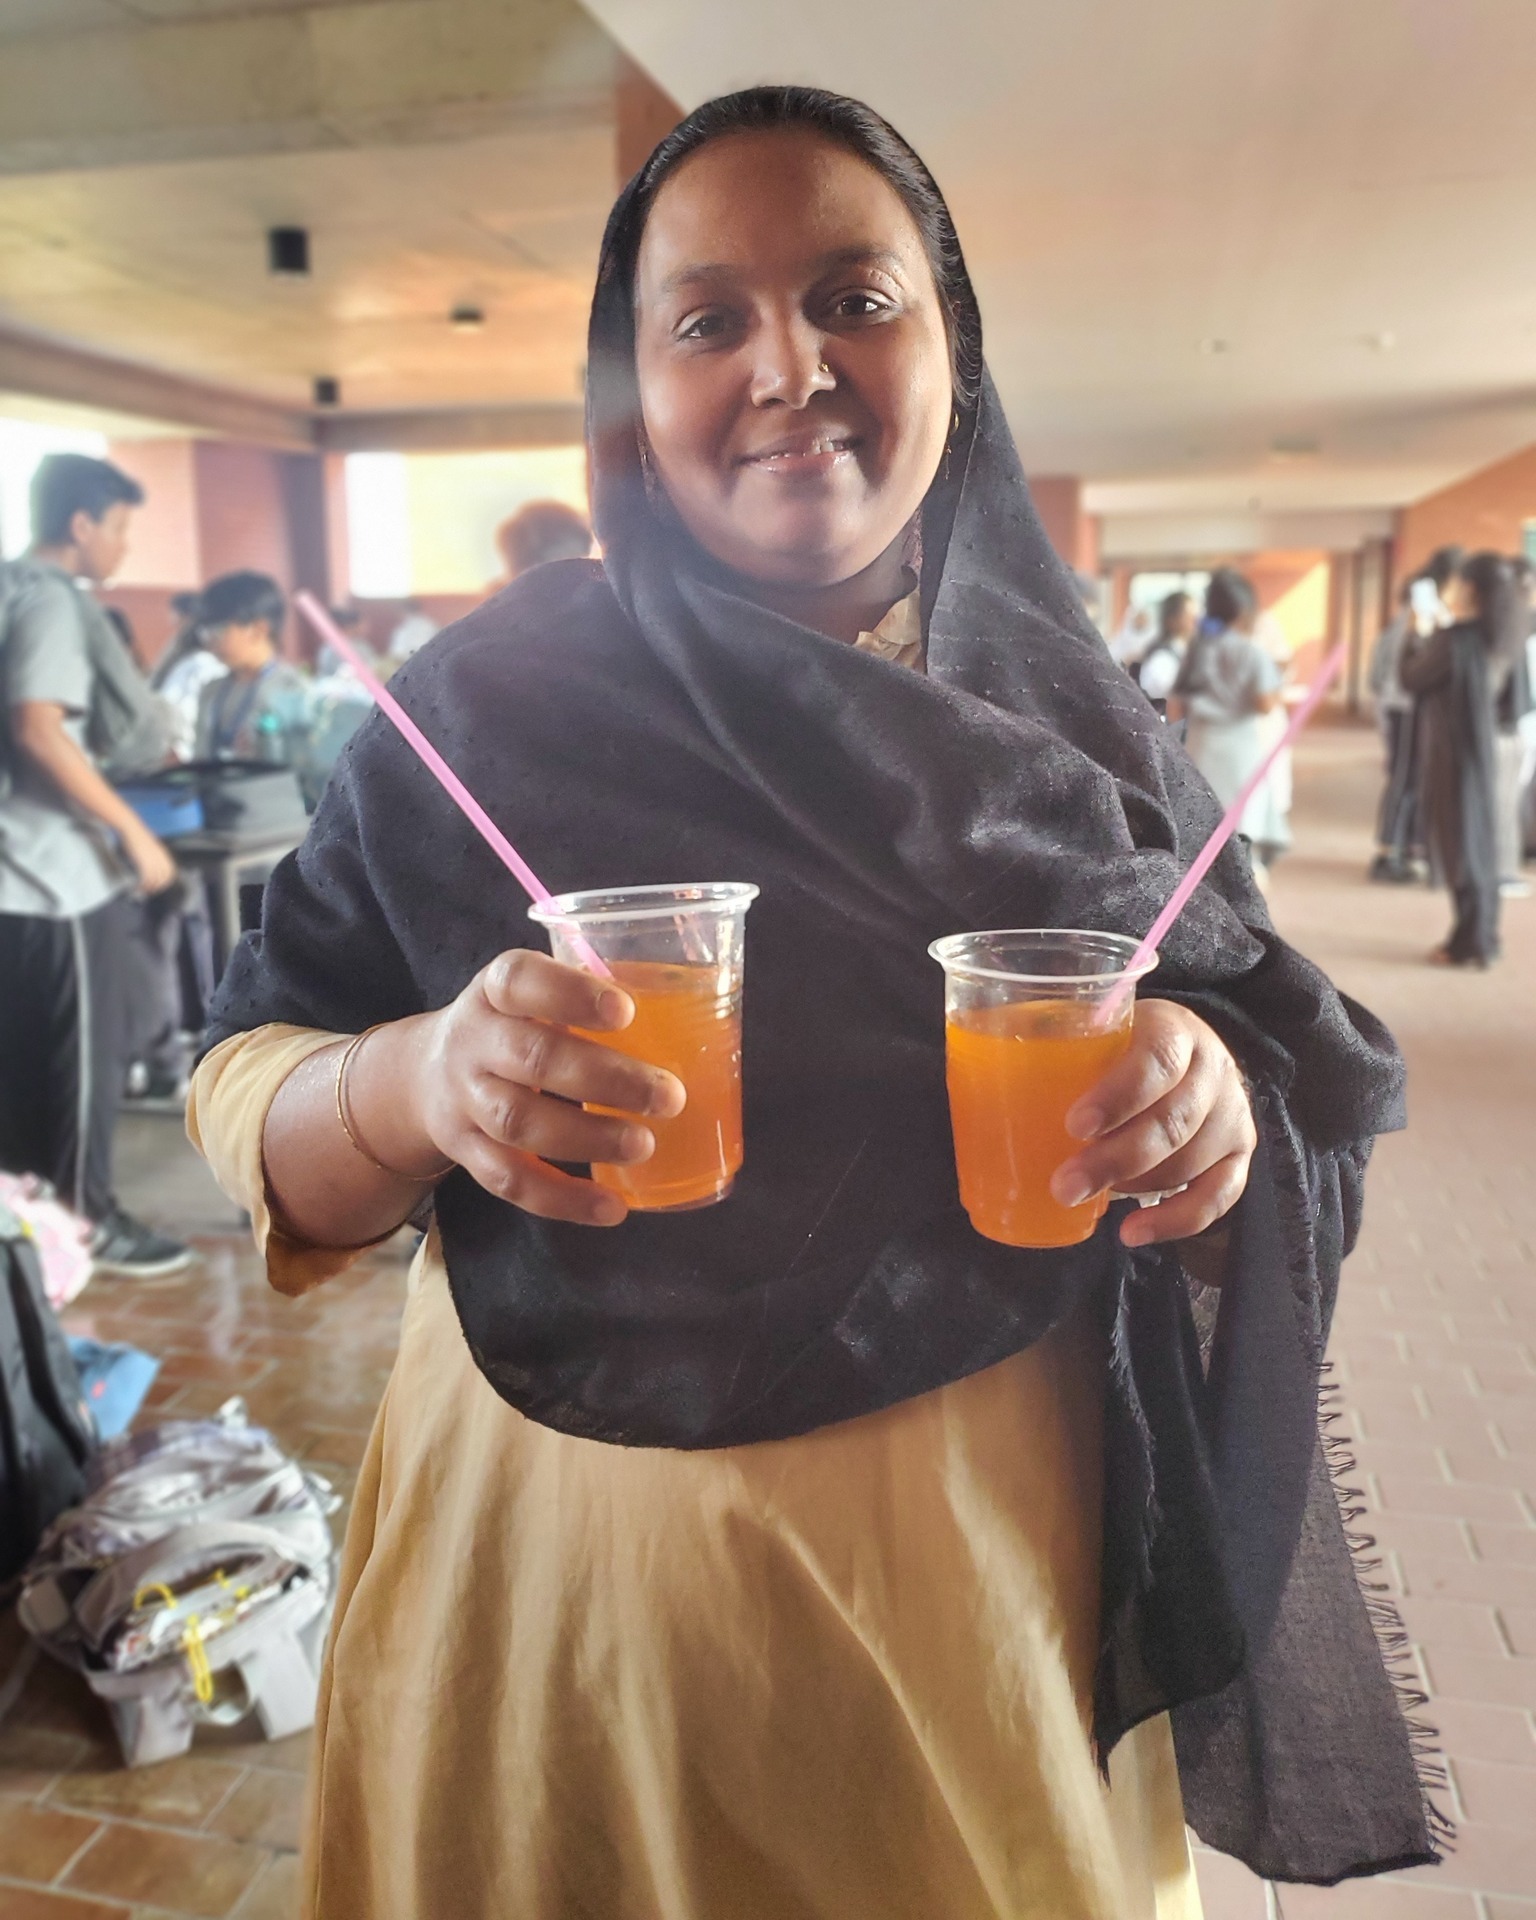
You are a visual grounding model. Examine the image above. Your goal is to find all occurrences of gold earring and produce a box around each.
[819,361,831,376]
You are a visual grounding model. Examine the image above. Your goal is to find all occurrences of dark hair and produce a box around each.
[1423,545,1465,591]
[30,454,144,548]
[498,501,592,576]
[607,85,982,408]
[1157,590,1191,638]
[1205,568,1257,629]
[1458,550,1526,664]
[1509,553,1533,588]
[197,570,286,641]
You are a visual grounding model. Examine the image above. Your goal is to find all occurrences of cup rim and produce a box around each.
[529,881,760,927]
[927,927,1159,987]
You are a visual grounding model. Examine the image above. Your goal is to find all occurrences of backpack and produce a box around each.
[0,1204,96,1586]
[19,1398,338,1766]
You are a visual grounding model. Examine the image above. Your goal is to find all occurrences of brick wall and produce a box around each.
[1395,441,1536,585]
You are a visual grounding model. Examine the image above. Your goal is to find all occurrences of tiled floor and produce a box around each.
[1193,726,1536,1919]
[0,719,1529,1916]
[0,1207,409,1916]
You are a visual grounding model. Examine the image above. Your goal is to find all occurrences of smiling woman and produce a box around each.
[189,85,1435,1920]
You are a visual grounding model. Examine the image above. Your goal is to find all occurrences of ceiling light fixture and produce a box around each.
[313,376,340,408]
[1365,330,1398,352]
[450,304,486,331]
[1198,337,1231,355]
[268,226,311,277]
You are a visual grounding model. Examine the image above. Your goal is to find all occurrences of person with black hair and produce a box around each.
[1132,587,1195,708]
[192,570,312,774]
[1170,568,1286,875]
[1403,549,1526,963]
[0,453,192,1276]
[188,88,1429,1916]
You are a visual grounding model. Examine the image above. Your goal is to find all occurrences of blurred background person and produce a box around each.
[489,499,593,593]
[0,452,192,1276]
[1170,567,1286,879]
[150,590,226,762]
[1492,554,1532,898]
[194,570,312,773]
[388,596,439,664]
[1400,550,1522,967]
[1106,598,1156,671]
[1366,578,1422,883]
[1132,588,1195,712]
[1512,554,1536,868]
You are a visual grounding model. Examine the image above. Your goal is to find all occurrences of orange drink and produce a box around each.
[529,883,759,1213]
[946,1000,1133,1247]
[577,960,743,1211]
[929,930,1156,1251]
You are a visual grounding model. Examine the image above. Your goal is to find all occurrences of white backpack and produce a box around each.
[19,1398,339,1767]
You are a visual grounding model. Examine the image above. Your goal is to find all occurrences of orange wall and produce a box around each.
[102,436,335,665]
[1395,441,1536,586]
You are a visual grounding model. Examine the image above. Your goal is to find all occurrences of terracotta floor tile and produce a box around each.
[65,1826,267,1917]
[1470,1524,1536,1568]
[1427,1697,1536,1766]
[1420,1648,1536,1710]
[1373,1475,1527,1524]
[0,1887,130,1919]
[1276,1879,1478,1917]
[228,1849,301,1920]
[1450,1755,1536,1827]
[0,1726,96,1802]
[1485,1901,1536,1918]
[49,1754,245,1829]
[1401,1555,1536,1609]
[1192,1846,1269,1918]
[206,1770,305,1852]
[1394,1595,1508,1657]
[0,1802,102,1881]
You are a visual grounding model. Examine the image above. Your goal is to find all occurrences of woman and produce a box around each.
[189,89,1437,1918]
[1170,570,1289,882]
[1402,549,1524,966]
[1132,588,1195,710]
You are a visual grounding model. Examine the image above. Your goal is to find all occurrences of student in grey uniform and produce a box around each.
[0,454,193,1276]
[193,572,312,775]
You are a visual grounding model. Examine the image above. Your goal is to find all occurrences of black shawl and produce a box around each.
[209,166,1442,1887]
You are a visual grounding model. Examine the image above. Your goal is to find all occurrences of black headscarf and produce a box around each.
[209,87,1442,1885]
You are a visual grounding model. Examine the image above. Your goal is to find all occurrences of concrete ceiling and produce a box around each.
[3,0,1535,542]
[584,0,1536,531]
[0,0,616,429]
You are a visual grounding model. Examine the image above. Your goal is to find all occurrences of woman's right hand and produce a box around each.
[356,951,686,1227]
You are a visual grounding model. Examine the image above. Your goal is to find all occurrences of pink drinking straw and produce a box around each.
[1096,638,1348,1025]
[294,592,611,978]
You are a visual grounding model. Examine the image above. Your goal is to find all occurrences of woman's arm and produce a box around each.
[261,950,686,1248]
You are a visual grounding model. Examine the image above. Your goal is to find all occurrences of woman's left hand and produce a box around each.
[1053,999,1257,1249]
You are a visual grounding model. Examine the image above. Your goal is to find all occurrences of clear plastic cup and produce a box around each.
[529,883,759,1212]
[928,929,1157,1248]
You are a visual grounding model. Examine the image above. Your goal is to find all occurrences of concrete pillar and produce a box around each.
[1030,475,1099,576]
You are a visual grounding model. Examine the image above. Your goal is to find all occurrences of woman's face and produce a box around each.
[634,129,955,589]
[1442,574,1474,622]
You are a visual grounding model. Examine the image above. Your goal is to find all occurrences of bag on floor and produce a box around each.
[18,1397,339,1766]
[0,1206,96,1586]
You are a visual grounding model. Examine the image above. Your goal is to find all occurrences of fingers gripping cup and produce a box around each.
[928,930,1157,1249]
[530,884,758,1212]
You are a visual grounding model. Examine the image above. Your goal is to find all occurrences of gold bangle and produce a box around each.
[335,1026,453,1183]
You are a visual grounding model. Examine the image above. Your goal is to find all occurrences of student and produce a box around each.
[0,454,193,1276]
[1172,569,1286,874]
[1132,588,1196,709]
[193,571,312,772]
[191,87,1432,1918]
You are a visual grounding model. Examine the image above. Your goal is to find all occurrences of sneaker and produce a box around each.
[89,1207,197,1280]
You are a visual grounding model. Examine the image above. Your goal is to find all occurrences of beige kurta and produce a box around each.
[188,1025,1203,1920]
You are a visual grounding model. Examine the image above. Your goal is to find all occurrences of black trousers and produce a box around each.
[1446,874,1500,965]
[1376,706,1419,857]
[0,893,133,1222]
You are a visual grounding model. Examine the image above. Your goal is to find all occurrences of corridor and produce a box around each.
[0,717,1528,1919]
